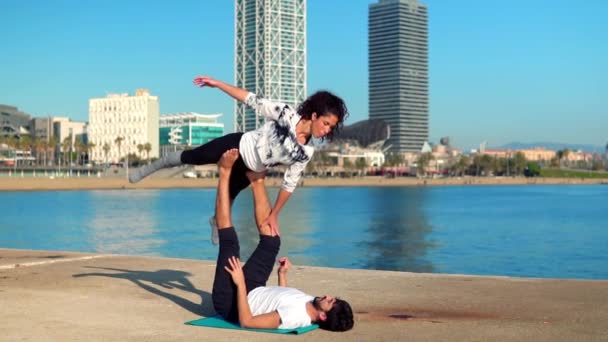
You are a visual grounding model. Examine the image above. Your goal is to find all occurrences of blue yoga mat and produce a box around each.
[185,315,319,335]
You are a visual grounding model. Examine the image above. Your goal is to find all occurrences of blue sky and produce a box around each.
[1,0,606,150]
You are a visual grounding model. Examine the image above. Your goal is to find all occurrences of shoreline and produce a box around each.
[0,175,606,191]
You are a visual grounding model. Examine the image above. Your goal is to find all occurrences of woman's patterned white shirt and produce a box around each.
[238,92,314,193]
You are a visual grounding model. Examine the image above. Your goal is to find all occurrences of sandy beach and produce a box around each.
[0,175,605,191]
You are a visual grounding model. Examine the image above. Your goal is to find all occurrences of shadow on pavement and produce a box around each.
[73,266,214,316]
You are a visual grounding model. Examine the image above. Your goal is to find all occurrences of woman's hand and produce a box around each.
[261,212,280,236]
[193,75,221,88]
[224,256,246,288]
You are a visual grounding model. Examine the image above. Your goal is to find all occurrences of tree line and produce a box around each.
[302,149,606,178]
[0,135,153,168]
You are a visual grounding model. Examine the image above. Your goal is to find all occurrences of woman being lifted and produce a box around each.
[129,75,348,242]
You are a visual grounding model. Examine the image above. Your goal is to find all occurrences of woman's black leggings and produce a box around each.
[180,132,250,200]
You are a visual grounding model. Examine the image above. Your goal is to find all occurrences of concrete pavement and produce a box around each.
[1,248,607,341]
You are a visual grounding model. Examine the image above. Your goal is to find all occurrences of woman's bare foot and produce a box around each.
[218,149,239,174]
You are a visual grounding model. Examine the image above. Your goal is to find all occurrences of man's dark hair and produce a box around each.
[297,90,349,142]
[317,298,354,332]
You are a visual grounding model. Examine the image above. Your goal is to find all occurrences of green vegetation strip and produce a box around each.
[540,169,608,179]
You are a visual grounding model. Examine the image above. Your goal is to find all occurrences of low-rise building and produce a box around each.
[1,104,31,139]
[159,112,224,157]
[483,147,556,162]
[88,89,159,164]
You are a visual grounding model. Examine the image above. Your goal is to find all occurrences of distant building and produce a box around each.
[53,117,86,142]
[324,119,391,170]
[159,112,224,157]
[327,148,386,169]
[563,150,593,163]
[333,119,390,149]
[482,148,512,159]
[420,141,432,153]
[518,148,554,162]
[234,0,306,132]
[30,117,54,142]
[53,117,87,155]
[88,89,159,164]
[26,116,87,164]
[483,148,556,161]
[0,104,31,139]
[369,0,429,152]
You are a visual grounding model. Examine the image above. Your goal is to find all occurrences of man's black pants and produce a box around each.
[211,227,281,323]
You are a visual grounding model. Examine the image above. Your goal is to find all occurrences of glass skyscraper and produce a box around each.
[234,0,306,132]
[369,0,428,152]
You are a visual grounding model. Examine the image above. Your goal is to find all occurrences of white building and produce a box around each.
[88,89,159,164]
[328,150,386,168]
[53,117,86,148]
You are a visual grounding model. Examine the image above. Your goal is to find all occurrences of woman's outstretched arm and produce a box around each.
[193,75,249,102]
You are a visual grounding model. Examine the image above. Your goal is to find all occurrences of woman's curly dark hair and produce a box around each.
[297,90,348,142]
[317,298,354,332]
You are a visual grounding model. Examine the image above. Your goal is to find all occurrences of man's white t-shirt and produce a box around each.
[247,286,315,329]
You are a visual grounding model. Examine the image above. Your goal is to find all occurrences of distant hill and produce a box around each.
[497,142,606,154]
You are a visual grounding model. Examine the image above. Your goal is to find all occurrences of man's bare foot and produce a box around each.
[218,149,239,174]
[246,170,267,183]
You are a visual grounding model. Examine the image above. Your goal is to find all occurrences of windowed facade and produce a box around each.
[88,90,159,163]
[235,0,306,132]
[369,0,429,152]
[159,113,224,157]
[0,104,31,139]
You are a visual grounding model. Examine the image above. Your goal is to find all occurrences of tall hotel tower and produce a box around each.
[369,0,428,152]
[234,0,306,132]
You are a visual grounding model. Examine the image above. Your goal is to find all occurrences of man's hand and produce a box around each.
[277,257,291,275]
[224,256,246,288]
[193,76,221,88]
[277,256,290,287]
[261,212,280,236]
